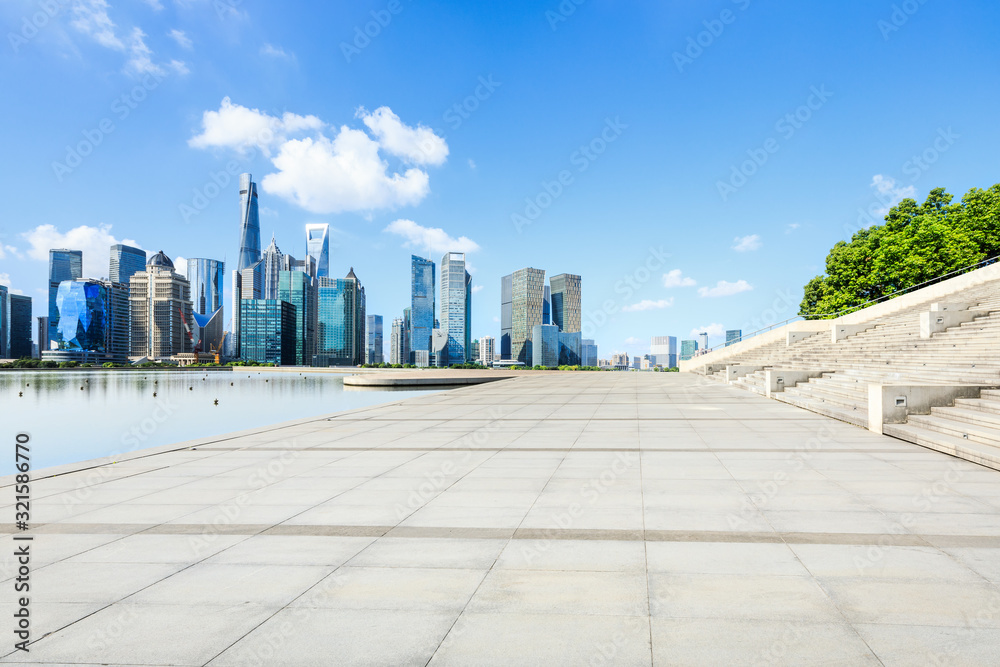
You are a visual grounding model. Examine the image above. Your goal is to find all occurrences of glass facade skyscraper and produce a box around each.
[531,324,560,367]
[500,274,512,360]
[9,294,32,359]
[510,267,546,364]
[390,317,404,365]
[367,314,383,364]
[726,329,743,346]
[306,223,330,278]
[0,285,7,358]
[550,273,582,333]
[55,281,109,353]
[558,331,582,366]
[237,174,262,272]
[651,336,678,368]
[581,338,598,367]
[48,249,83,350]
[440,252,470,365]
[239,299,296,366]
[680,339,698,361]
[187,258,225,316]
[410,255,435,364]
[315,269,366,366]
[109,244,146,285]
[278,270,316,366]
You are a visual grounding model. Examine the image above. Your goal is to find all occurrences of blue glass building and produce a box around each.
[55,281,109,352]
[410,255,435,364]
[531,324,560,367]
[9,294,32,359]
[109,244,146,285]
[48,249,83,350]
[366,314,383,364]
[315,269,366,366]
[237,174,262,272]
[239,299,296,365]
[558,331,582,366]
[306,223,330,278]
[278,270,316,366]
[440,252,470,365]
[581,338,598,367]
[187,258,225,316]
[0,285,7,358]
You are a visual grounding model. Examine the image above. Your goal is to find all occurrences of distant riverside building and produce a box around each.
[129,251,193,361]
[367,315,383,364]
[36,317,48,358]
[232,173,262,359]
[42,279,129,363]
[390,317,404,365]
[187,258,225,316]
[109,244,146,285]
[680,339,698,361]
[431,328,449,367]
[726,329,742,346]
[698,332,709,350]
[651,336,678,368]
[440,252,472,364]
[402,307,411,364]
[48,249,83,350]
[305,223,331,278]
[239,299,296,365]
[479,336,495,365]
[260,236,284,300]
[543,285,551,326]
[550,273,582,333]
[632,355,642,370]
[0,285,7,358]
[410,255,435,364]
[509,267,546,364]
[278,270,316,366]
[532,324,560,367]
[581,338,598,367]
[611,352,629,369]
[315,268,365,366]
[500,273,512,359]
[9,294,32,359]
[558,331,582,365]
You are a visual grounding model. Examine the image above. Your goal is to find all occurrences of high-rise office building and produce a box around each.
[431,327,449,367]
[306,223,330,278]
[402,307,411,365]
[531,324,560,367]
[650,336,678,368]
[233,173,262,359]
[239,299,296,365]
[410,255,435,364]
[9,294,32,359]
[45,280,128,362]
[550,273,582,333]
[558,331,582,366]
[611,352,629,368]
[48,249,83,350]
[278,270,316,366]
[36,317,48,358]
[367,315,383,365]
[680,339,698,362]
[581,338,598,367]
[0,285,7,358]
[109,244,146,285]
[129,251,193,360]
[187,258,225,316]
[315,268,366,366]
[390,317,404,365]
[698,332,709,350]
[510,268,546,364]
[440,252,470,365]
[726,329,743,346]
[500,273,512,360]
[260,236,284,300]
[479,336,495,365]
[543,285,551,326]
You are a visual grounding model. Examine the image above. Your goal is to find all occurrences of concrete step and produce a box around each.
[774,391,869,428]
[905,414,1000,447]
[953,397,1000,415]
[883,423,1000,472]
[928,405,1000,430]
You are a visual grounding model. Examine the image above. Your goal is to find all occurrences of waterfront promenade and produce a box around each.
[2,372,999,665]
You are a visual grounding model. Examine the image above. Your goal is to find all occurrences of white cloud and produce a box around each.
[662,269,695,288]
[168,29,192,49]
[383,219,479,256]
[71,0,123,50]
[21,224,143,280]
[468,159,477,170]
[124,27,188,77]
[690,323,726,339]
[191,99,448,214]
[142,0,164,10]
[622,298,674,313]
[698,280,753,298]
[357,106,449,166]
[471,284,484,294]
[785,223,800,234]
[624,337,642,345]
[261,43,293,59]
[0,245,22,260]
[732,234,761,252]
[173,256,188,277]
[492,316,500,323]
[871,174,917,217]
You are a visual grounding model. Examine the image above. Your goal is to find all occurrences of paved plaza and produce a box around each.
[3,372,1000,665]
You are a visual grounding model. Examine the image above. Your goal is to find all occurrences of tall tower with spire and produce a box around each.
[237,174,261,272]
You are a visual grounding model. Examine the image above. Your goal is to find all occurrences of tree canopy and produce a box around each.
[800,184,1000,318]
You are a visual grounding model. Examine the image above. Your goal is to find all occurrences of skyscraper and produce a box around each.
[129,251,193,360]
[402,307,411,365]
[109,244,146,285]
[306,223,330,278]
[45,280,129,363]
[278,270,316,366]
[239,299,296,366]
[478,336,495,365]
[187,258,225,316]
[36,317,48,358]
[440,252,470,365]
[0,285,7,358]
[531,324,559,367]
[558,331,581,365]
[238,174,262,272]
[680,339,698,361]
[509,267,546,364]
[500,273,512,360]
[550,273,582,333]
[581,338,598,367]
[726,329,743,346]
[260,236,284,300]
[651,336,678,368]
[698,332,709,350]
[48,249,83,350]
[315,268,366,366]
[367,315,383,364]
[9,294,32,359]
[410,255,435,364]
[390,317,404,365]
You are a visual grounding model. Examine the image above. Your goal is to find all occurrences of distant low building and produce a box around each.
[726,329,742,347]
[680,339,698,361]
[581,338,598,367]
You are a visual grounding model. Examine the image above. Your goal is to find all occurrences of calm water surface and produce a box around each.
[0,370,435,475]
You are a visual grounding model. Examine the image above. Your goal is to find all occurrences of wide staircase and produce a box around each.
[686,270,1000,470]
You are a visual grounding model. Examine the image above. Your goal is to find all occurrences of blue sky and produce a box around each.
[1,0,998,358]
